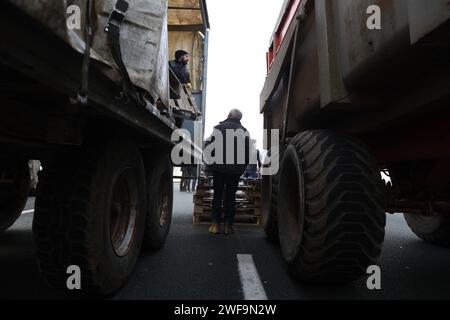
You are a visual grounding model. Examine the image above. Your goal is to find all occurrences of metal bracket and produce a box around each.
[77,0,94,106]
[105,9,126,33]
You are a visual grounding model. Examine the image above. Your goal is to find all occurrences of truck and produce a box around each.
[0,0,209,294]
[260,0,450,283]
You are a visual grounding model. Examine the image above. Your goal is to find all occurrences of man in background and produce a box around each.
[205,109,250,235]
[243,139,261,179]
[180,166,189,192]
[169,50,192,89]
[188,166,198,193]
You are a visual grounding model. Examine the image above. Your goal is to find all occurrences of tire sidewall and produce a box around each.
[144,155,173,250]
[261,174,273,229]
[278,145,305,263]
[0,160,30,232]
[404,213,446,235]
[89,141,147,293]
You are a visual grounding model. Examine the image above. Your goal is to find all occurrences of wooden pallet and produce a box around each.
[193,214,261,225]
[196,178,260,189]
[193,177,262,225]
[193,207,261,225]
[193,193,261,206]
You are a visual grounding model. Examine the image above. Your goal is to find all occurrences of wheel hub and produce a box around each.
[110,168,138,257]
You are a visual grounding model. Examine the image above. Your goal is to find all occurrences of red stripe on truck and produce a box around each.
[267,0,302,72]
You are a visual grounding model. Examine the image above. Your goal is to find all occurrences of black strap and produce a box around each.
[78,0,93,105]
[105,0,145,106]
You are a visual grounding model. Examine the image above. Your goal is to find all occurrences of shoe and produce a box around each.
[209,223,220,235]
[224,223,235,235]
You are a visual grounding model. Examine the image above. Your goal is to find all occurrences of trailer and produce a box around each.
[0,0,209,294]
[261,0,450,283]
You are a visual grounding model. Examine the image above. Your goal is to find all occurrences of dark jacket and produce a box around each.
[204,118,250,176]
[169,60,191,84]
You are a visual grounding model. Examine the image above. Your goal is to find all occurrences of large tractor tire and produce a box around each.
[33,139,147,294]
[277,130,386,283]
[0,160,30,233]
[142,153,173,251]
[261,147,285,243]
[404,212,450,247]
[261,175,279,242]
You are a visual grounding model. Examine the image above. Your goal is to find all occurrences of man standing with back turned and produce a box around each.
[205,109,250,235]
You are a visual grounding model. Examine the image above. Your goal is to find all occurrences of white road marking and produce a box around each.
[237,254,268,300]
[21,209,34,215]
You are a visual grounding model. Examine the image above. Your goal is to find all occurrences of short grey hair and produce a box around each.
[228,109,243,121]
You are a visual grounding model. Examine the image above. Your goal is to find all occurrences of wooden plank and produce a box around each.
[193,214,261,226]
[194,206,261,213]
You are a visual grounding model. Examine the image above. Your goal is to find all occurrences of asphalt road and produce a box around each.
[1,185,450,300]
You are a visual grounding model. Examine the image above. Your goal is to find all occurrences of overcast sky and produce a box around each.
[204,0,285,150]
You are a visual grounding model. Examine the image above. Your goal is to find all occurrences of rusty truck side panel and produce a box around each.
[262,0,450,138]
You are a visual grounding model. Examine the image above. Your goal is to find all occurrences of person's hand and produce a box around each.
[186,83,193,90]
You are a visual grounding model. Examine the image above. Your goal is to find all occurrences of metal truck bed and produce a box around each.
[261,0,450,139]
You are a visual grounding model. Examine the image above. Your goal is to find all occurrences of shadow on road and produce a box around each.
[1,194,450,300]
